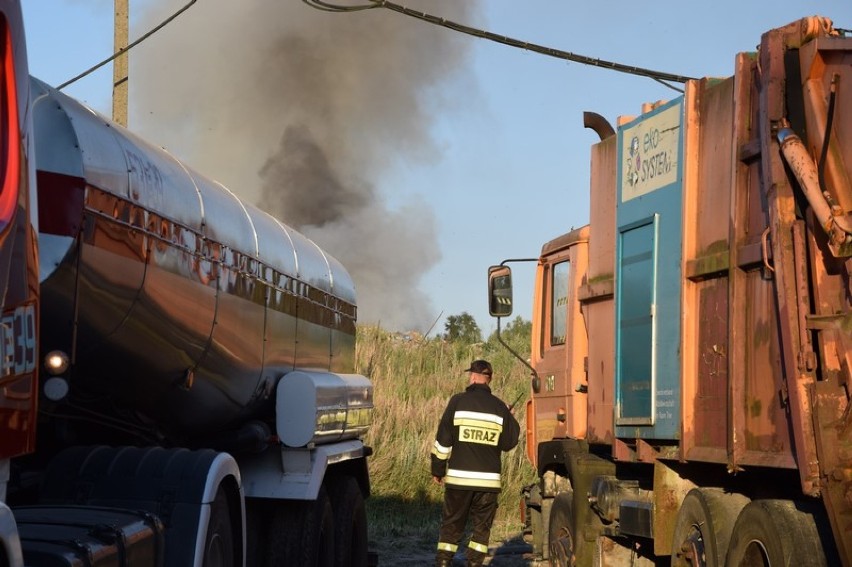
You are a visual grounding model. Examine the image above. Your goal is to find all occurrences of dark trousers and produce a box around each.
[436,487,498,566]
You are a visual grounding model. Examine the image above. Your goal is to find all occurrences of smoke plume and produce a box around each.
[132,0,479,331]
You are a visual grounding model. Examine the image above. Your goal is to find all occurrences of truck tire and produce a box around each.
[267,487,335,567]
[548,491,575,567]
[203,486,236,567]
[671,488,749,567]
[329,476,369,567]
[724,500,828,567]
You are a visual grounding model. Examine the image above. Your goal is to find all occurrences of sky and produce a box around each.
[22,1,852,336]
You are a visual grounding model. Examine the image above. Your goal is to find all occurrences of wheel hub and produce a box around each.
[549,527,575,567]
[675,526,706,566]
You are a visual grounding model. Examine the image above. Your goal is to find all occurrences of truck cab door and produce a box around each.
[531,231,589,443]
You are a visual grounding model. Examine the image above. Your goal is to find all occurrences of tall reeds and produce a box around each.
[357,324,537,555]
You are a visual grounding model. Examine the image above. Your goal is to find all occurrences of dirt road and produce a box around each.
[371,535,540,566]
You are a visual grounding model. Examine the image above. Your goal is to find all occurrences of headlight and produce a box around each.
[44,350,70,375]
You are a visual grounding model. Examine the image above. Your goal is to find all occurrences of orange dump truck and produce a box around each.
[489,15,851,566]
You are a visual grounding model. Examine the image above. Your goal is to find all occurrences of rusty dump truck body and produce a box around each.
[504,16,852,566]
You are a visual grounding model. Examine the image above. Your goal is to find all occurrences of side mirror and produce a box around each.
[488,265,513,318]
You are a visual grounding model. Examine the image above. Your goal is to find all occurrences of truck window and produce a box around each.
[550,260,569,346]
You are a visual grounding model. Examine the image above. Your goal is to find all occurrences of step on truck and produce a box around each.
[0,1,375,565]
[488,15,852,567]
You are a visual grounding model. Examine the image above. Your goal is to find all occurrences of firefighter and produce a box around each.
[431,359,521,567]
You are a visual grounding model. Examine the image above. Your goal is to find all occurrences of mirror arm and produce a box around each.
[495,314,540,409]
[493,258,540,408]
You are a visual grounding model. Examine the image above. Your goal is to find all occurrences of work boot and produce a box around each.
[466,551,486,567]
[435,550,454,567]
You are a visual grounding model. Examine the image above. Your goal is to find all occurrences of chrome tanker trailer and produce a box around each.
[0,2,374,564]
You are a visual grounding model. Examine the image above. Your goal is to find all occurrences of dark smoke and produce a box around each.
[258,124,369,227]
[132,0,479,331]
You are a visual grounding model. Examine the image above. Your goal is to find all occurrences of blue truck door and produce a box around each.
[616,217,657,424]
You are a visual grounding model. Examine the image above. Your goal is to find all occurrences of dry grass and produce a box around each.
[356,325,537,561]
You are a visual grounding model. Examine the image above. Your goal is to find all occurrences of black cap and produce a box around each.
[464,360,493,376]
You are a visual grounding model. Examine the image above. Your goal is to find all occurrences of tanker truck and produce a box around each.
[0,1,375,565]
[488,15,851,566]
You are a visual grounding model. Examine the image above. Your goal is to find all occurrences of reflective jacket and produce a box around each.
[430,383,520,492]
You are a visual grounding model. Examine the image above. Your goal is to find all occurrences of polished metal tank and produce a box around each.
[31,77,360,444]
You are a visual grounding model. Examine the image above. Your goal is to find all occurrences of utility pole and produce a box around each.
[113,0,129,127]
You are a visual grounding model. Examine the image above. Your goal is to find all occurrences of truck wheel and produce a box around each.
[204,487,236,567]
[671,488,749,567]
[548,491,575,567]
[724,500,828,567]
[268,487,335,567]
[329,476,369,567]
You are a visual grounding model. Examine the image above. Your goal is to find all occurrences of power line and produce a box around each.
[302,0,696,91]
[57,0,197,91]
[304,0,376,12]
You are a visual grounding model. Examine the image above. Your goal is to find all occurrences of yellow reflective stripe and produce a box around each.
[432,440,452,460]
[445,476,502,489]
[437,542,458,552]
[468,540,489,554]
[445,468,501,489]
[446,468,501,481]
[454,410,503,426]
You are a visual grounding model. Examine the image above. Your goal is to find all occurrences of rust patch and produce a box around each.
[749,399,762,418]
